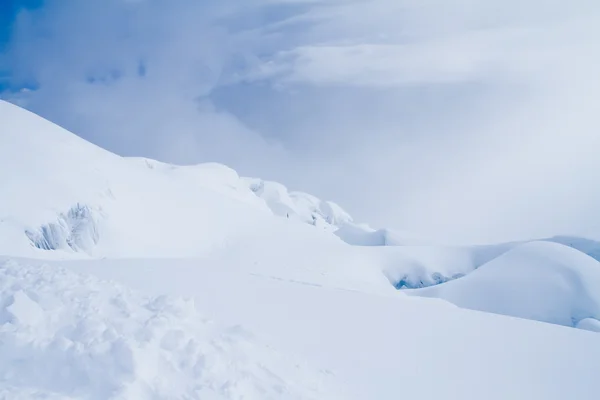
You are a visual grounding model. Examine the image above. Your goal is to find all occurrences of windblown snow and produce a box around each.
[1,99,600,399]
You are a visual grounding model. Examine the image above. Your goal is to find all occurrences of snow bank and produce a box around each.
[410,241,600,327]
[0,259,336,399]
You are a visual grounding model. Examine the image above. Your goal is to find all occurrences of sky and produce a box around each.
[1,0,600,244]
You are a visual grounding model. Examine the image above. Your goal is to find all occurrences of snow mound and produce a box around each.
[410,241,600,327]
[376,242,513,289]
[576,318,600,333]
[381,235,600,291]
[0,259,336,400]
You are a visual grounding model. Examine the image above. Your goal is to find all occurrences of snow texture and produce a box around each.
[0,259,336,400]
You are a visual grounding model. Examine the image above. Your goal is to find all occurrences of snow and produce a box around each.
[0,259,336,400]
[20,255,600,400]
[334,224,433,246]
[544,235,600,260]
[577,318,600,333]
[242,177,433,246]
[2,99,600,399]
[0,100,274,258]
[243,178,353,230]
[4,290,44,327]
[410,241,600,327]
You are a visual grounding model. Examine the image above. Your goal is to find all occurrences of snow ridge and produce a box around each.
[242,177,429,246]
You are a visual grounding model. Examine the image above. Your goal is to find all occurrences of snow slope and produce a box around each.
[0,99,271,258]
[2,99,600,399]
[0,99,378,257]
[0,102,358,269]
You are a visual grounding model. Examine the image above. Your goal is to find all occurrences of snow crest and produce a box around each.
[0,260,336,400]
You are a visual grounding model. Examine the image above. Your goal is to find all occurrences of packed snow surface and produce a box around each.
[2,99,600,399]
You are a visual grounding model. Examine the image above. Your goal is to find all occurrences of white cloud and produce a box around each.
[2,0,600,243]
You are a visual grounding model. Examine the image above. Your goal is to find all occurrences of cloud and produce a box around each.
[2,0,600,244]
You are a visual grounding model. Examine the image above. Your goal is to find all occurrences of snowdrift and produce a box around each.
[411,241,600,327]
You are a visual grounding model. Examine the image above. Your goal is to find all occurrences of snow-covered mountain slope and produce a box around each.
[0,100,372,285]
[0,100,273,258]
[0,99,376,258]
[1,99,600,399]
